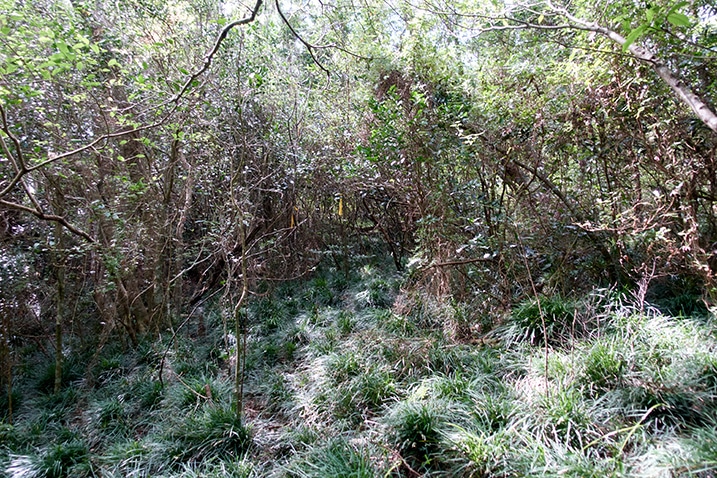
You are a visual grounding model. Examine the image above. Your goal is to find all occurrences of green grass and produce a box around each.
[384,399,450,470]
[499,294,577,346]
[285,438,377,478]
[4,267,717,477]
[165,403,252,465]
[6,439,90,478]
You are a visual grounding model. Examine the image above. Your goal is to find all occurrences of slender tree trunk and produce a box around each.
[234,220,249,420]
[1,308,12,424]
[54,221,64,394]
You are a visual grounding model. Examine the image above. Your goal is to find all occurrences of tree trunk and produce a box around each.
[54,221,64,394]
[1,307,12,424]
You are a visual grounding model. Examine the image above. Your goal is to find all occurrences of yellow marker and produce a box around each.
[338,196,343,217]
[290,206,298,228]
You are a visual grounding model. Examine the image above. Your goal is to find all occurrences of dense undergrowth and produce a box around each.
[2,257,717,477]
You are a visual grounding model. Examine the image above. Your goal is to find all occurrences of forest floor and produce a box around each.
[2,255,717,477]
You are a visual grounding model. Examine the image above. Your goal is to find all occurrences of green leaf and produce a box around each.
[56,41,69,55]
[622,24,648,51]
[107,58,120,68]
[667,1,689,14]
[667,12,690,27]
[645,6,657,23]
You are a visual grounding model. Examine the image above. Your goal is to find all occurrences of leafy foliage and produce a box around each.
[2,0,717,476]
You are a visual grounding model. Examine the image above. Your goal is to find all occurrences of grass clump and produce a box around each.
[165,404,252,466]
[36,356,84,393]
[0,389,20,421]
[384,399,448,470]
[538,386,600,448]
[6,264,717,478]
[445,427,518,477]
[680,424,717,474]
[99,439,154,477]
[501,294,576,346]
[580,341,627,397]
[286,438,377,478]
[6,440,90,478]
[318,348,398,425]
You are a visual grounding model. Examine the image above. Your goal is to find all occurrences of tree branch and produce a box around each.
[169,0,264,105]
[0,0,265,241]
[275,0,331,79]
[0,199,94,242]
[422,0,717,134]
[544,1,717,133]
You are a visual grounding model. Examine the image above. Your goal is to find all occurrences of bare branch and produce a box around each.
[0,199,94,242]
[169,0,264,105]
[275,0,331,79]
[425,256,494,269]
